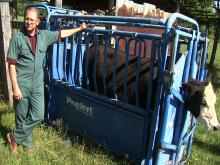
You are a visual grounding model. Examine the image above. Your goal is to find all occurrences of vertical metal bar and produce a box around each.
[124,38,131,103]
[154,31,180,164]
[199,36,208,81]
[142,39,147,58]
[77,32,83,86]
[57,42,64,80]
[158,32,179,142]
[68,24,75,85]
[102,33,109,96]
[182,119,197,162]
[51,43,58,80]
[134,39,138,56]
[169,32,179,71]
[112,37,120,99]
[189,32,200,78]
[174,32,196,164]
[84,33,91,89]
[196,42,203,80]
[146,37,168,164]
[93,34,99,92]
[146,39,156,110]
[182,31,195,83]
[135,39,142,107]
[63,19,69,81]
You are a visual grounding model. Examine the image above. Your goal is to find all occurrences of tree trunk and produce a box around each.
[55,0,62,8]
[0,2,13,103]
[176,0,180,12]
[49,0,62,7]
[209,24,220,67]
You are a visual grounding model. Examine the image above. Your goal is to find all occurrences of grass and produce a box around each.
[0,37,220,165]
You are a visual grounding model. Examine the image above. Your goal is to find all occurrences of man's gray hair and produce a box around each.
[24,6,40,18]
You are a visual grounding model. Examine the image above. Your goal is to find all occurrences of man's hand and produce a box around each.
[80,22,87,30]
[8,64,23,101]
[13,87,23,101]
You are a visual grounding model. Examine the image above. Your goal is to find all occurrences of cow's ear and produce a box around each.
[203,77,211,86]
[203,80,209,86]
[182,83,190,97]
[182,83,187,91]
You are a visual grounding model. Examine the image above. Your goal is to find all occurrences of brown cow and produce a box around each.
[82,44,158,109]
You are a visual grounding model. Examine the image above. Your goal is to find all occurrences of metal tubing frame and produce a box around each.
[41,7,208,164]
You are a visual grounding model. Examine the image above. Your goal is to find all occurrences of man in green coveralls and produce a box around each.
[6,6,87,155]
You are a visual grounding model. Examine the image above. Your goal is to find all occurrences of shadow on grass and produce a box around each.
[193,137,220,157]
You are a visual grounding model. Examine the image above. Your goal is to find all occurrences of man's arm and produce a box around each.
[9,64,22,100]
[60,22,87,38]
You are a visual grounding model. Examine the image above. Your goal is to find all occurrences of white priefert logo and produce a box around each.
[67,96,94,117]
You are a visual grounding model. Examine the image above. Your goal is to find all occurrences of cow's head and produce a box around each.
[182,79,220,131]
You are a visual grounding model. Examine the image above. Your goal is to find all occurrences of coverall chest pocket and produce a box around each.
[38,48,47,68]
[39,48,47,59]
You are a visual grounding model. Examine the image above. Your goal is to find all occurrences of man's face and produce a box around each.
[24,9,39,32]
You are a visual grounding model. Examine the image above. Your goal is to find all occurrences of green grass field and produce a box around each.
[0,39,219,165]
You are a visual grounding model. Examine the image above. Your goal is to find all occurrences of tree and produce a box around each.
[209,0,220,66]
[178,0,219,67]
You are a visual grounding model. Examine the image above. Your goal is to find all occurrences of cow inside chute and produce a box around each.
[82,44,219,131]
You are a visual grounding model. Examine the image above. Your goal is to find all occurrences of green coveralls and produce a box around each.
[7,28,59,148]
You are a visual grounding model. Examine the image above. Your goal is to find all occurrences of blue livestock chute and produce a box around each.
[30,4,209,165]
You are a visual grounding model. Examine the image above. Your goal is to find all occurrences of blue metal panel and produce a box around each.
[52,83,151,162]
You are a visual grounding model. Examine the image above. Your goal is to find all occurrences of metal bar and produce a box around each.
[189,32,200,78]
[76,32,83,86]
[181,120,197,163]
[84,28,162,39]
[112,37,121,99]
[124,38,131,103]
[135,39,142,107]
[57,42,64,80]
[169,32,179,72]
[160,141,177,151]
[93,35,99,92]
[196,42,204,80]
[63,20,69,82]
[142,39,147,58]
[166,12,199,33]
[84,20,166,29]
[199,36,208,81]
[50,14,166,25]
[146,39,157,110]
[182,31,196,83]
[68,21,76,85]
[145,36,168,164]
[51,44,59,79]
[102,34,109,96]
[84,35,91,88]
